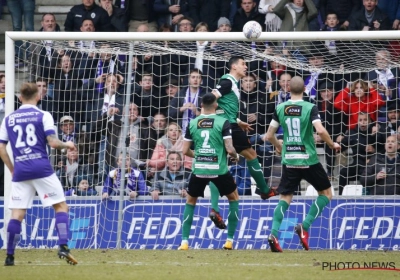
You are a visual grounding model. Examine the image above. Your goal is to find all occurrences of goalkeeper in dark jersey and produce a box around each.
[264,76,340,252]
[178,93,240,250]
[208,55,277,229]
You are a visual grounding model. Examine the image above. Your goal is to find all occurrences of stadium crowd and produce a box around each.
[1,0,400,197]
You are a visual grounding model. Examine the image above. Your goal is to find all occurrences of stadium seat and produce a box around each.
[204,185,211,197]
[251,185,257,196]
[304,185,335,196]
[342,185,363,196]
[95,186,103,195]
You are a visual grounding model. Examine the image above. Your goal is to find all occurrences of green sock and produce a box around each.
[182,204,195,240]
[302,195,330,231]
[227,200,239,240]
[247,158,269,193]
[209,182,220,212]
[271,200,290,238]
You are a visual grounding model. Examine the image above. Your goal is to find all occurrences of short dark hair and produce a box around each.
[35,77,48,84]
[189,68,203,76]
[201,93,217,107]
[81,18,95,27]
[41,13,56,21]
[228,56,245,70]
[167,151,182,161]
[20,83,38,100]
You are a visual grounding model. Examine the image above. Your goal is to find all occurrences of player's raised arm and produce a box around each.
[212,78,233,100]
[46,134,75,151]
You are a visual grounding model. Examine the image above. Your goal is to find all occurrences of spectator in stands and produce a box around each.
[56,146,91,190]
[7,0,35,63]
[259,0,282,32]
[319,12,342,55]
[319,0,361,29]
[114,0,158,32]
[116,103,144,168]
[334,79,385,130]
[132,72,161,118]
[29,13,61,89]
[139,112,167,162]
[364,49,400,101]
[154,0,189,32]
[51,53,85,123]
[169,68,207,132]
[58,116,78,143]
[217,16,231,32]
[232,0,265,32]
[98,0,128,31]
[148,122,192,171]
[314,81,344,179]
[102,153,148,200]
[378,0,400,30]
[150,151,191,200]
[64,0,112,32]
[178,16,194,32]
[239,73,273,182]
[36,78,53,112]
[337,112,377,195]
[81,41,125,91]
[348,0,391,31]
[269,0,318,32]
[159,79,180,117]
[361,135,400,195]
[188,0,231,31]
[266,72,292,121]
[64,175,98,196]
[373,100,400,154]
[92,73,125,184]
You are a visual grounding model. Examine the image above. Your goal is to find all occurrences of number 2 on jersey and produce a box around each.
[201,130,211,148]
[13,124,38,148]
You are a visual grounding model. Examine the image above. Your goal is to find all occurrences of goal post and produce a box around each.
[3,30,400,251]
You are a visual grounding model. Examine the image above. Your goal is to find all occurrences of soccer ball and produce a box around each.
[243,21,262,39]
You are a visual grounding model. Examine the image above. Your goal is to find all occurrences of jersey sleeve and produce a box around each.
[214,79,233,97]
[183,125,193,141]
[43,112,56,136]
[0,118,9,143]
[310,105,321,124]
[222,120,232,139]
[269,110,280,128]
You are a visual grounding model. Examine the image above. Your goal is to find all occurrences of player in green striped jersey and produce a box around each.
[178,93,240,250]
[264,76,340,252]
[208,56,277,229]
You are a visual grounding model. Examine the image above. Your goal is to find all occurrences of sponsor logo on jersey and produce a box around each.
[284,105,302,116]
[197,118,214,128]
[285,145,305,152]
[196,156,218,162]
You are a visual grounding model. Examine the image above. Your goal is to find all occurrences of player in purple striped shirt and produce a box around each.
[0,83,78,266]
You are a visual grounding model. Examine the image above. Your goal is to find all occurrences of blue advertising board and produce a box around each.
[0,198,399,250]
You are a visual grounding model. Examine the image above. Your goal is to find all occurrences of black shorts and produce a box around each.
[187,172,237,198]
[231,123,251,153]
[278,163,331,195]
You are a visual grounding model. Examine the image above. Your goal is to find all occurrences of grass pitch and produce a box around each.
[2,249,400,280]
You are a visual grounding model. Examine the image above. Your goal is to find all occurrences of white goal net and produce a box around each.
[2,31,400,251]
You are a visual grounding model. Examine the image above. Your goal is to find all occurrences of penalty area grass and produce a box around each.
[1,249,400,280]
